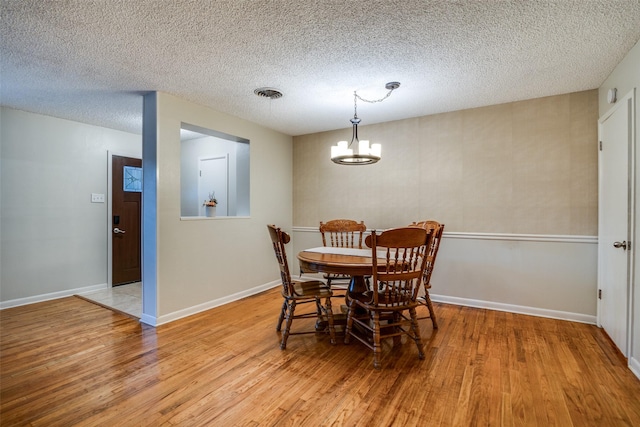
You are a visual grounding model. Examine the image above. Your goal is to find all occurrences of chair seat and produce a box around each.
[323,272,351,284]
[324,272,350,279]
[288,280,332,298]
[351,291,418,310]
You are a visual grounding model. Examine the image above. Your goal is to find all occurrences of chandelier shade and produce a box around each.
[330,118,381,165]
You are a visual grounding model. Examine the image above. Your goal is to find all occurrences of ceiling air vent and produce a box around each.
[254,87,283,99]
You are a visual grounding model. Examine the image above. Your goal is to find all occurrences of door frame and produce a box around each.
[107,150,143,287]
[597,89,636,358]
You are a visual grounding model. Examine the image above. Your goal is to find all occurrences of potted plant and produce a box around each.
[203,191,217,217]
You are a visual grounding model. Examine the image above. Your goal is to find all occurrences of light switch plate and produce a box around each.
[91,193,105,203]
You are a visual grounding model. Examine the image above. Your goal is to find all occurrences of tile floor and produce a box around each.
[79,282,142,318]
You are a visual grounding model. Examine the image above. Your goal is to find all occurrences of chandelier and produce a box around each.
[331,82,400,165]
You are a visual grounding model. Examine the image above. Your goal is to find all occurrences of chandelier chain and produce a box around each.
[353,87,396,117]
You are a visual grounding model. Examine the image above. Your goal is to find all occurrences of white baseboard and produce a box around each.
[0,282,597,326]
[0,283,109,310]
[151,280,281,326]
[630,356,640,381]
[150,286,596,326]
[431,293,597,325]
[139,313,158,326]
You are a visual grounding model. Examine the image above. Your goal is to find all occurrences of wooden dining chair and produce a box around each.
[410,220,445,329]
[319,219,367,287]
[344,227,432,369]
[267,224,336,349]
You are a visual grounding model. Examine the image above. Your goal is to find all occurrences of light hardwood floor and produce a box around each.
[1,288,639,426]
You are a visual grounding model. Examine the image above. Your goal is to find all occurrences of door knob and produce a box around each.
[113,228,126,234]
[613,241,627,250]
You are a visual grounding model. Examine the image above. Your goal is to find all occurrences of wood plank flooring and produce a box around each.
[1,288,639,426]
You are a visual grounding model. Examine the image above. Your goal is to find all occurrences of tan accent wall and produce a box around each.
[293,90,598,235]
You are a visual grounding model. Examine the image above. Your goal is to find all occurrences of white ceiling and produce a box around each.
[1,1,640,137]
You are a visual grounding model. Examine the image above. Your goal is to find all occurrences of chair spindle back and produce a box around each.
[366,227,432,307]
[319,219,366,249]
[267,224,294,297]
[410,221,445,287]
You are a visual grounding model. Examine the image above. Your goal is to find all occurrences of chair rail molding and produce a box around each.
[292,227,597,244]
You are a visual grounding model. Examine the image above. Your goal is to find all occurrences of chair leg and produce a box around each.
[344,303,355,344]
[424,291,438,329]
[372,311,382,370]
[313,296,328,331]
[280,300,296,350]
[276,299,287,332]
[391,312,402,347]
[325,296,336,345]
[409,307,425,360]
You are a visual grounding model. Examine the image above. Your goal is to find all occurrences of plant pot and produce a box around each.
[205,206,216,217]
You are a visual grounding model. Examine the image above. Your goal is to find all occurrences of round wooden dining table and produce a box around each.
[297,247,378,294]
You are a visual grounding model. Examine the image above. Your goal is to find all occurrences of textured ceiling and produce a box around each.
[1,0,640,136]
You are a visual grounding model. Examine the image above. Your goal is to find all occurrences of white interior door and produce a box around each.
[199,155,229,216]
[598,94,633,357]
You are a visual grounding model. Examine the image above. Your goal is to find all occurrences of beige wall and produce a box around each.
[0,107,141,303]
[293,90,598,236]
[0,96,294,322]
[147,92,293,321]
[599,39,640,117]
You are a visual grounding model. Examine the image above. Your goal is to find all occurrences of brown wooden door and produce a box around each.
[112,155,142,285]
